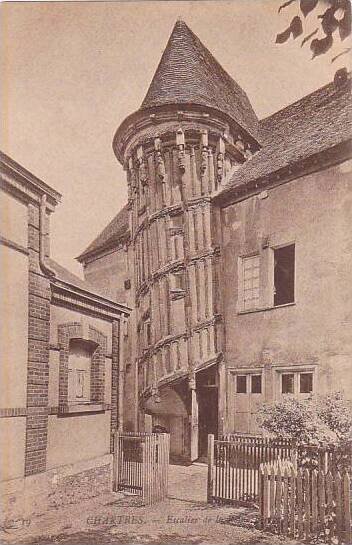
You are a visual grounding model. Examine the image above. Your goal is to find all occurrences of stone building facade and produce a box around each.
[77,20,352,463]
[0,151,130,516]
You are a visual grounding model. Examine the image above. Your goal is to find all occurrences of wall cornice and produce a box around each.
[0,151,61,210]
[51,281,130,320]
[113,105,255,166]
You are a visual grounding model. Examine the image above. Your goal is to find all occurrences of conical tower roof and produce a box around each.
[140,20,259,140]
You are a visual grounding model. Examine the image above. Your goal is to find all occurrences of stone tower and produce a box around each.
[113,20,260,461]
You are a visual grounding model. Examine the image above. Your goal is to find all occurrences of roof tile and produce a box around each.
[141,20,259,141]
[77,204,129,262]
[219,78,352,195]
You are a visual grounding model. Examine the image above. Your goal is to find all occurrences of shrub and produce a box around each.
[257,391,352,470]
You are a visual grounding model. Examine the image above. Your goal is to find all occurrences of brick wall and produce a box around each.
[57,322,107,411]
[25,204,51,476]
[89,325,107,404]
[57,322,81,408]
[110,320,119,452]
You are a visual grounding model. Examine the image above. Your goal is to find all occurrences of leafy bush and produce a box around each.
[258,391,351,444]
[257,391,352,470]
[318,391,352,441]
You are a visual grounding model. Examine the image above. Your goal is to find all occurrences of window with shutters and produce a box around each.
[241,255,260,311]
[68,339,94,403]
[58,323,107,414]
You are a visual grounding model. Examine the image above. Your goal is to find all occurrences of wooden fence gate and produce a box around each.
[207,434,294,505]
[113,432,170,505]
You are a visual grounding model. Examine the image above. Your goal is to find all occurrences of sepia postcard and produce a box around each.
[1,1,351,544]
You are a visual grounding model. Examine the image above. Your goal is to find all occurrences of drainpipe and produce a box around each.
[117,317,126,431]
[39,194,56,277]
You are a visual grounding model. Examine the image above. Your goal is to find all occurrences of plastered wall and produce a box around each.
[83,247,129,305]
[0,191,28,481]
[220,161,352,430]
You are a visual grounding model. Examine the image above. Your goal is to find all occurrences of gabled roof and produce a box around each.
[216,77,352,202]
[77,204,129,262]
[49,258,131,316]
[140,20,259,141]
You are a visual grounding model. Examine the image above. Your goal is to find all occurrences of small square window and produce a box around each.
[251,375,262,394]
[282,373,294,394]
[300,372,313,394]
[236,375,247,394]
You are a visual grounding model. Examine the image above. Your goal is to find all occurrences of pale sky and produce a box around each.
[1,0,350,275]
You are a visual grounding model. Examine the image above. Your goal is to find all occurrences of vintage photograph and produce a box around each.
[1,1,351,544]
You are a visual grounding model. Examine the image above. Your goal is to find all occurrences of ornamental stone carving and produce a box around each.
[200,130,208,176]
[137,146,148,186]
[154,138,166,182]
[176,128,186,174]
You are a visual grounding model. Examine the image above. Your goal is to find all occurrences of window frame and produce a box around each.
[237,240,296,315]
[231,370,264,396]
[236,375,247,394]
[273,243,296,307]
[67,338,95,404]
[58,322,107,415]
[237,253,261,312]
[251,374,262,394]
[275,366,316,398]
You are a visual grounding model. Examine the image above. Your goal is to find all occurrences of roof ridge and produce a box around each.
[261,75,351,124]
[77,203,129,262]
[217,79,352,198]
[49,258,130,311]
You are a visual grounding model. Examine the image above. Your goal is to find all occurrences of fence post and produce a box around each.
[141,440,147,505]
[207,434,215,503]
[113,430,119,492]
[343,470,351,545]
[291,441,298,471]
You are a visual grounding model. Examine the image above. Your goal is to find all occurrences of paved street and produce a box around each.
[1,464,300,545]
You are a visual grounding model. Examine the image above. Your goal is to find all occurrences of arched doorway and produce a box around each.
[143,386,188,462]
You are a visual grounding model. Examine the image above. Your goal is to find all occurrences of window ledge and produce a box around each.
[59,403,105,415]
[237,302,296,315]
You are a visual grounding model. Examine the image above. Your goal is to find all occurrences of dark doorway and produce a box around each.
[197,366,218,460]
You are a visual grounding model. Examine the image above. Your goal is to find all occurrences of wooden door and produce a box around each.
[233,373,264,434]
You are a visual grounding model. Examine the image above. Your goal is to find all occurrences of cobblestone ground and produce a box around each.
[1,464,300,545]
